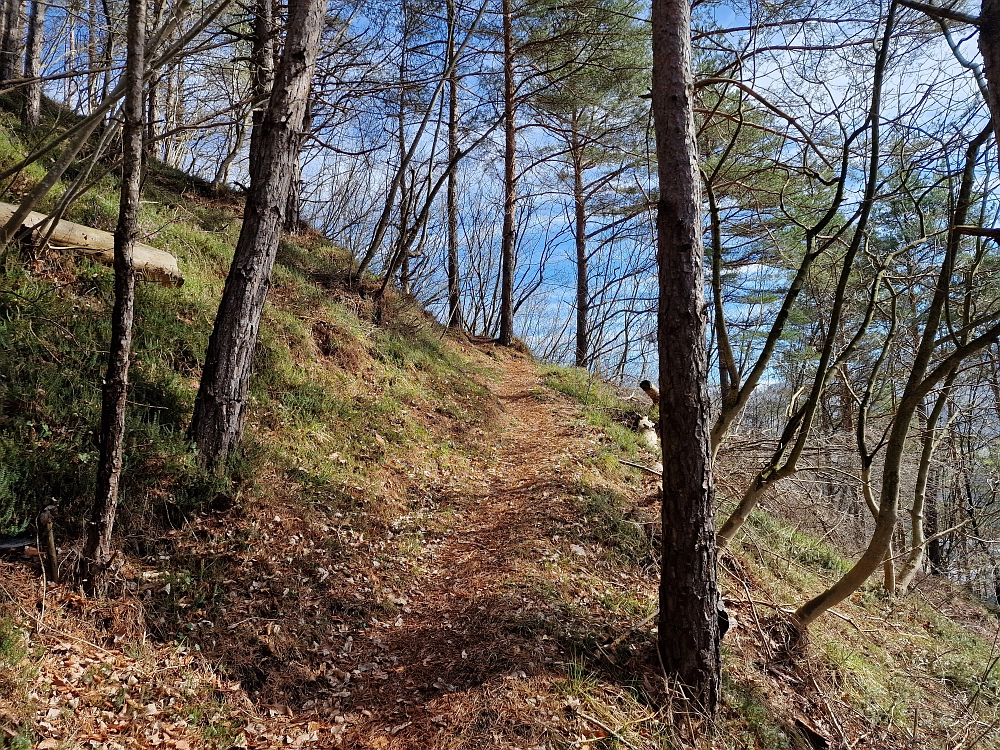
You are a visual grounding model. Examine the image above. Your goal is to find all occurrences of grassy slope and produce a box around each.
[0,110,996,749]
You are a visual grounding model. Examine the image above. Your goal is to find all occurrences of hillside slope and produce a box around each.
[2,345,999,749]
[0,113,997,749]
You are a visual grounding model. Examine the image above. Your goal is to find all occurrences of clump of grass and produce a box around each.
[720,676,793,749]
[543,365,652,465]
[574,484,649,565]
[0,616,34,749]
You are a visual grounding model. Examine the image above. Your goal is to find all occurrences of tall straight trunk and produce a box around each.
[0,1,9,86]
[396,41,410,295]
[98,0,113,123]
[146,75,161,156]
[446,0,462,329]
[497,0,516,346]
[86,0,98,110]
[78,0,145,596]
[21,0,44,128]
[0,0,23,83]
[190,0,325,471]
[64,0,74,104]
[571,114,588,368]
[284,98,311,233]
[248,0,275,166]
[651,0,720,715]
[145,0,165,152]
[163,64,178,165]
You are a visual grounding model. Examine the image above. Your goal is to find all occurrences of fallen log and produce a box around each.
[0,201,183,287]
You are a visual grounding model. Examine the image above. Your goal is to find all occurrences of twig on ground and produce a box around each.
[578,711,640,750]
[603,609,658,650]
[618,459,661,477]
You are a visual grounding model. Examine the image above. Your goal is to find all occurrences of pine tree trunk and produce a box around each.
[0,1,9,86]
[0,0,23,84]
[163,65,178,166]
[572,116,588,368]
[498,0,516,346]
[86,0,97,110]
[21,0,43,128]
[248,0,275,165]
[190,0,326,471]
[145,0,165,154]
[446,0,462,329]
[78,0,145,596]
[284,99,311,234]
[651,0,720,715]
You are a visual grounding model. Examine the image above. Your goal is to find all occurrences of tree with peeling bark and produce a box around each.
[190,0,327,471]
[77,0,146,596]
[651,0,720,714]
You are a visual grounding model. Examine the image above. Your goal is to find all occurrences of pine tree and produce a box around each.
[190,0,327,470]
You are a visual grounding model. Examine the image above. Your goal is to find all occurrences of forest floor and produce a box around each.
[3,335,1000,750]
[0,345,679,750]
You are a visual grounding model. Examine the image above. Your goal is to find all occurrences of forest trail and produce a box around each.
[337,350,649,748]
[0,347,663,750]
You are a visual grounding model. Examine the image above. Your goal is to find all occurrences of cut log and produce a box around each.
[0,201,183,287]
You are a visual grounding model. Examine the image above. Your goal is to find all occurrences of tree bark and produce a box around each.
[284,98,311,234]
[190,0,325,471]
[651,0,720,715]
[78,0,145,596]
[21,0,44,128]
[144,0,166,154]
[980,0,1000,150]
[0,0,23,84]
[446,0,462,330]
[572,113,589,368]
[498,0,516,346]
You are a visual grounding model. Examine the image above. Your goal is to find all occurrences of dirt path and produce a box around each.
[0,353,654,750]
[337,353,628,748]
